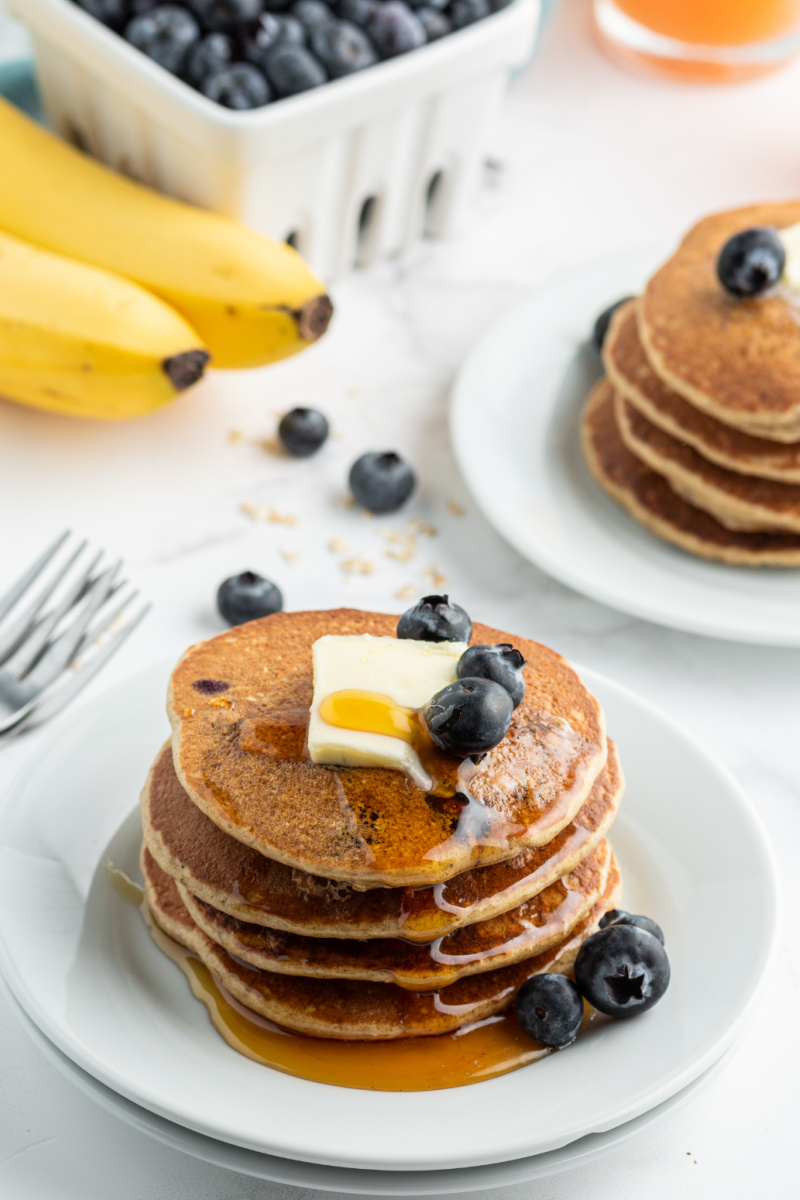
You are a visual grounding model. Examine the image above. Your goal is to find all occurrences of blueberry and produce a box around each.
[574,924,670,1019]
[457,643,525,708]
[426,677,512,756]
[397,594,471,643]
[75,0,129,30]
[348,451,415,513]
[278,407,330,456]
[202,62,272,107]
[186,32,234,86]
[599,909,665,946]
[336,0,379,25]
[292,0,335,29]
[311,19,377,75]
[217,571,284,626]
[125,6,200,74]
[264,43,327,93]
[240,12,306,63]
[187,0,262,32]
[367,2,426,57]
[262,0,296,10]
[716,227,785,298]
[591,296,633,352]
[448,0,490,27]
[416,7,451,38]
[515,973,584,1048]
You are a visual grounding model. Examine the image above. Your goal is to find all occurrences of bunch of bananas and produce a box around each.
[0,97,333,420]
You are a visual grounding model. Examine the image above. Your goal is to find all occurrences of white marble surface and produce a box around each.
[1,0,799,1196]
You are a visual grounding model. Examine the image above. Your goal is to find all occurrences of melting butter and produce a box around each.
[308,634,466,787]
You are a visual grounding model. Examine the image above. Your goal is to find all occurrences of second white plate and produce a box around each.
[450,247,800,645]
[0,661,779,1171]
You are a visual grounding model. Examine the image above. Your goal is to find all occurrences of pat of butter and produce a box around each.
[308,635,467,788]
[780,222,800,289]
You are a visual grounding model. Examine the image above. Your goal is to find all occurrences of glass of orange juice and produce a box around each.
[593,0,800,81]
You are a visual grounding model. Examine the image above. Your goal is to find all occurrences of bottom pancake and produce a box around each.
[581,380,800,566]
[143,846,621,1040]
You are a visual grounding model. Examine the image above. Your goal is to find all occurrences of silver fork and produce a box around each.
[0,532,150,741]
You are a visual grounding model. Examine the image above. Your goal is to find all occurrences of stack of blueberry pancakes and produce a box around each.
[140,605,625,1040]
[582,201,800,565]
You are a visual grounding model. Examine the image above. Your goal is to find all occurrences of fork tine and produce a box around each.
[22,562,121,693]
[3,550,104,680]
[73,588,139,658]
[0,531,71,627]
[0,538,88,664]
[5,604,151,735]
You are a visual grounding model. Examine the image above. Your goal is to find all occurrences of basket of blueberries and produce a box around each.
[10,0,540,277]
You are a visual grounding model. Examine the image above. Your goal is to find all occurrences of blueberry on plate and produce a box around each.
[75,0,129,30]
[448,0,490,28]
[416,7,451,38]
[716,227,785,297]
[426,677,512,756]
[201,62,272,107]
[599,908,665,945]
[217,571,283,626]
[592,296,634,352]
[574,924,670,1019]
[264,43,328,94]
[187,0,262,33]
[367,1,426,58]
[515,974,584,1048]
[186,32,235,86]
[125,6,200,74]
[348,450,416,513]
[311,19,377,75]
[292,0,335,29]
[397,594,472,642]
[278,407,330,456]
[457,643,526,708]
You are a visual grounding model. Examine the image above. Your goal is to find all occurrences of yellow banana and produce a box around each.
[0,227,209,420]
[0,98,332,370]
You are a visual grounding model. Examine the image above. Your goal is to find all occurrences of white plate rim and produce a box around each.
[0,661,781,1170]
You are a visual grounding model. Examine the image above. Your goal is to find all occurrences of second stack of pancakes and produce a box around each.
[141,609,624,1040]
[582,201,800,565]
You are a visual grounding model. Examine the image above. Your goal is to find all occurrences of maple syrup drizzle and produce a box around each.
[143,912,593,1091]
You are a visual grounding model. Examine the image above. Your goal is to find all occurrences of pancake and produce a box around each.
[178,839,611,990]
[639,202,800,441]
[142,740,623,941]
[615,393,800,533]
[167,610,608,888]
[605,300,800,484]
[581,379,800,565]
[143,846,622,1039]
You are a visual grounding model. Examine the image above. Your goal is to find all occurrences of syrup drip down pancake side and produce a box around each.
[177,839,611,990]
[168,610,608,887]
[143,847,622,1040]
[605,300,800,484]
[142,741,623,941]
[581,380,800,565]
[639,201,800,440]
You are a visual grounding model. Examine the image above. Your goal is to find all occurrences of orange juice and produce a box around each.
[615,0,800,46]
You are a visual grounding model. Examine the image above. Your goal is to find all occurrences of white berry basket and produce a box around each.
[9,0,541,281]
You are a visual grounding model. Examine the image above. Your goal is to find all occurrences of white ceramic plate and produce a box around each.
[0,662,779,1171]
[450,247,800,646]
[5,981,735,1196]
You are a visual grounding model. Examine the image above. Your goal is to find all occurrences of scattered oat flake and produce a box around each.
[385,533,416,563]
[340,494,356,508]
[240,502,298,526]
[395,584,418,600]
[228,429,244,444]
[447,499,465,516]
[341,557,374,576]
[280,549,299,564]
[407,518,437,537]
[423,566,448,589]
[259,435,283,456]
[328,538,348,554]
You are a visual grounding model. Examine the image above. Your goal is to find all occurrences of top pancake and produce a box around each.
[640,202,800,439]
[605,300,800,483]
[168,609,607,887]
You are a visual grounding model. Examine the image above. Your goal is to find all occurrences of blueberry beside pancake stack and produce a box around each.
[582,202,800,565]
[140,603,628,1044]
